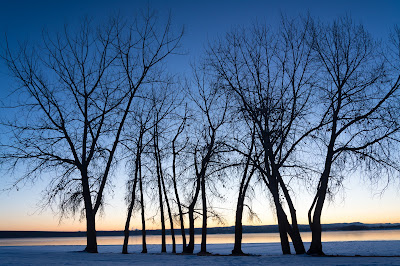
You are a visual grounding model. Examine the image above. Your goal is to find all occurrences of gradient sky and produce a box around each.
[0,0,400,231]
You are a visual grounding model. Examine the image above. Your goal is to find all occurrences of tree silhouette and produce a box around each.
[1,10,182,253]
[206,17,319,254]
[307,17,400,255]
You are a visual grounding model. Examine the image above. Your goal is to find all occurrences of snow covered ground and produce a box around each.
[1,241,400,265]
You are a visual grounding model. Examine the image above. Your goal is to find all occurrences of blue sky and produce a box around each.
[0,0,400,231]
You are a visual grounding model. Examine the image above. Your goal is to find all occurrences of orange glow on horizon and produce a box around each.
[1,216,400,232]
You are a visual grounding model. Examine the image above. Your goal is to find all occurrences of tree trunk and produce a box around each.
[185,204,196,254]
[262,167,291,255]
[81,169,98,253]
[122,210,132,254]
[289,221,305,255]
[232,132,255,255]
[307,131,336,256]
[139,163,147,253]
[160,167,176,253]
[276,206,291,254]
[232,169,254,255]
[277,173,305,254]
[84,210,98,253]
[270,180,290,255]
[184,177,200,254]
[309,215,324,255]
[232,194,245,255]
[157,167,166,253]
[154,125,166,253]
[307,169,330,255]
[172,141,186,252]
[200,174,208,254]
[122,187,136,254]
[173,177,186,253]
[122,142,141,254]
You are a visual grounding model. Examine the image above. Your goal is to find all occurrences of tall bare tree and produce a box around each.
[170,108,189,252]
[189,68,230,254]
[146,84,180,253]
[206,17,321,254]
[230,125,258,255]
[307,17,400,255]
[1,10,182,253]
[122,95,154,254]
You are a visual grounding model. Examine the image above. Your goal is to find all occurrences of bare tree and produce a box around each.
[122,133,141,254]
[183,155,201,253]
[206,17,320,254]
[138,153,148,253]
[141,83,179,253]
[1,10,182,253]
[188,68,230,255]
[153,118,168,253]
[122,95,154,254]
[170,108,189,252]
[307,17,400,255]
[230,125,258,255]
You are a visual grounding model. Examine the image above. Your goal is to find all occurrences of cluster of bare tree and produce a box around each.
[1,11,400,256]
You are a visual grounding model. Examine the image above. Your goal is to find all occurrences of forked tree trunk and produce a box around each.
[277,173,305,254]
[262,173,290,255]
[308,129,336,256]
[184,178,200,254]
[272,184,306,255]
[232,131,255,255]
[262,155,305,255]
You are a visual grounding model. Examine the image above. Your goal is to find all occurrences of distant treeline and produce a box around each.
[1,223,399,239]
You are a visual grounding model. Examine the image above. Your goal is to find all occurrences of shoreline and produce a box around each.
[1,222,400,239]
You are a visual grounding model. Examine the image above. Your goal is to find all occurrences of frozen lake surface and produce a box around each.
[2,229,400,246]
[1,241,400,265]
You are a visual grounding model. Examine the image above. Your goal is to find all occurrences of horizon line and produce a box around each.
[1,221,399,233]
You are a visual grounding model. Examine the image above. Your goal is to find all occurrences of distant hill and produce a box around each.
[1,222,399,239]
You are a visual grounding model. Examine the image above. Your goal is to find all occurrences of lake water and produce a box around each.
[1,230,400,246]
